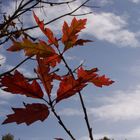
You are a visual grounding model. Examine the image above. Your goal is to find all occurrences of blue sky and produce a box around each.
[1,0,140,140]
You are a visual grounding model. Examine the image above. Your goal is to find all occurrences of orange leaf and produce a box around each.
[33,12,58,47]
[38,40,61,67]
[37,58,52,96]
[77,67,114,87]
[62,17,87,51]
[78,66,98,80]
[1,70,43,99]
[2,103,49,125]
[91,75,114,87]
[56,75,86,103]
[37,57,61,96]
[43,53,61,68]
[7,41,23,51]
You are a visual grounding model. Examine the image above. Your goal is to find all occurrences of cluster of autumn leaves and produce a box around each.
[0,12,114,125]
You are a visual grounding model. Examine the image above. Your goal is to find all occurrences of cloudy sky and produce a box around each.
[1,0,140,140]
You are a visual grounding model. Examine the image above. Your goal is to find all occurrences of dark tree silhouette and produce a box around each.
[2,133,14,140]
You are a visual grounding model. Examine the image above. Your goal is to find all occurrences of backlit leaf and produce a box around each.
[90,75,114,87]
[78,67,114,87]
[56,75,86,103]
[7,38,57,58]
[62,17,87,51]
[37,57,61,96]
[33,12,58,47]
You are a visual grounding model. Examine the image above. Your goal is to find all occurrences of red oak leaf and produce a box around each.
[91,75,114,87]
[7,38,57,58]
[43,53,61,68]
[77,67,114,87]
[62,17,87,51]
[1,70,43,99]
[56,75,87,103]
[2,103,49,125]
[39,40,61,67]
[33,12,58,47]
[37,57,61,96]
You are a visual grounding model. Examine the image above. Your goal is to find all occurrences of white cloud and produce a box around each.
[31,0,87,36]
[97,0,113,6]
[3,1,140,48]
[89,86,140,121]
[33,4,140,48]
[0,54,6,65]
[128,127,140,139]
[59,108,82,116]
[78,136,90,140]
[129,0,140,3]
[85,12,140,48]
[1,64,35,77]
[0,89,14,116]
[0,89,14,100]
[59,85,140,121]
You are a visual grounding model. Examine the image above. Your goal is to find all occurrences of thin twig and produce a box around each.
[0,0,90,38]
[57,49,94,140]
[70,11,93,16]
[39,0,76,5]
[0,56,32,77]
[51,106,76,140]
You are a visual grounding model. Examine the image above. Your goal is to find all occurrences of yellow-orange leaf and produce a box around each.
[7,38,57,58]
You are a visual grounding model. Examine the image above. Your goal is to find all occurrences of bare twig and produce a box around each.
[57,48,94,140]
[51,106,76,140]
[71,11,93,16]
[0,0,90,39]
[39,0,76,5]
[0,56,32,77]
